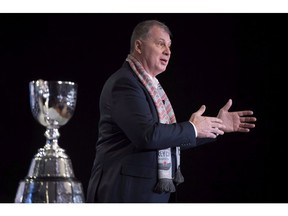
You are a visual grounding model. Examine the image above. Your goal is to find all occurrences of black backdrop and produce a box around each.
[0,13,285,203]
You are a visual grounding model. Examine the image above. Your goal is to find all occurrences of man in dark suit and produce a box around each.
[86,20,256,203]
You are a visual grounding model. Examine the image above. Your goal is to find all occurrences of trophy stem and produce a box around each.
[45,127,60,146]
[40,127,68,158]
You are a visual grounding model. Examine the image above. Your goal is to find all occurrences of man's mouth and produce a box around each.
[160,59,168,64]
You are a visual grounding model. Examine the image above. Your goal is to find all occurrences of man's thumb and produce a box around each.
[196,105,206,116]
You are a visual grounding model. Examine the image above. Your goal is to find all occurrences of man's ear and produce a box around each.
[135,40,142,54]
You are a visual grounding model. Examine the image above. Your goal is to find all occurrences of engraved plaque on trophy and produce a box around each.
[15,79,85,203]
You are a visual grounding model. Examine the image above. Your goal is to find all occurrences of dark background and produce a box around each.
[0,13,285,203]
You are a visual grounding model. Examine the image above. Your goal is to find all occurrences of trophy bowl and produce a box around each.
[15,79,85,203]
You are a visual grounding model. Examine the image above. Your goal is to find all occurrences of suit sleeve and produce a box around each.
[111,76,198,150]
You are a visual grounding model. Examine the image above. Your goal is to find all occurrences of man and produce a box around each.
[86,20,256,203]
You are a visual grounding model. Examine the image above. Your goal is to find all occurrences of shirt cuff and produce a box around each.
[189,121,198,138]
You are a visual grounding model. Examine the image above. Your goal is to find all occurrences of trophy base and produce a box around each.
[15,177,85,203]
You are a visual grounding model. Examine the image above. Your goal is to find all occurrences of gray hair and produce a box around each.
[130,20,172,53]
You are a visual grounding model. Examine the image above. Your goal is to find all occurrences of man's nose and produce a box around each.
[163,46,171,56]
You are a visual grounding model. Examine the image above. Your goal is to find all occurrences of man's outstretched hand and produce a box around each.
[190,104,225,138]
[217,99,257,133]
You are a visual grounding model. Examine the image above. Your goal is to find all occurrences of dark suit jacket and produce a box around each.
[86,61,212,203]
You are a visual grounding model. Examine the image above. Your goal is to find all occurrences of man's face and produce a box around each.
[138,26,171,77]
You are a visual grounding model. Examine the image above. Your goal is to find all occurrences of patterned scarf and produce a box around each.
[126,54,184,193]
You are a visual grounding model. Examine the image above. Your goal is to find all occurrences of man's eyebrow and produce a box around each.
[158,38,172,44]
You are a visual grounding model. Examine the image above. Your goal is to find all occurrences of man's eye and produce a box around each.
[157,41,165,47]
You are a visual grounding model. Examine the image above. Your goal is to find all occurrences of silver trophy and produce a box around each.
[15,79,85,203]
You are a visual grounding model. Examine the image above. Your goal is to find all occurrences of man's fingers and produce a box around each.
[240,116,257,123]
[238,110,255,117]
[212,127,225,135]
[240,122,256,129]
